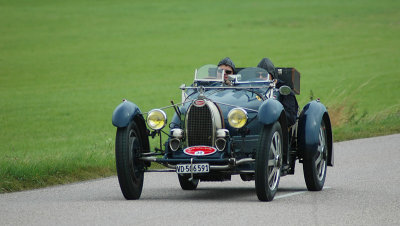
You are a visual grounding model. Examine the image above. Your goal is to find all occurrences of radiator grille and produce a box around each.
[187,104,213,146]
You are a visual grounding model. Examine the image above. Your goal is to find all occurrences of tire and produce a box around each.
[115,120,145,200]
[240,174,254,181]
[178,175,199,190]
[303,120,328,191]
[255,121,283,201]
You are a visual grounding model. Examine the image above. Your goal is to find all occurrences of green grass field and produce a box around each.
[1,0,399,192]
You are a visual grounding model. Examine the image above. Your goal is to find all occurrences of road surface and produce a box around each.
[1,134,399,225]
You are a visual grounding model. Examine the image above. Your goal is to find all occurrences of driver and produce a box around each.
[257,58,298,127]
[217,57,235,85]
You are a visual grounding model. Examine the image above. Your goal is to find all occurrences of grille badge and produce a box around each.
[193,99,206,107]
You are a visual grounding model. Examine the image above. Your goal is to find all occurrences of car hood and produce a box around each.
[192,88,265,112]
[184,88,265,135]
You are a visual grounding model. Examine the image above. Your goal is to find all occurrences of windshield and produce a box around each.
[236,67,272,83]
[194,64,224,82]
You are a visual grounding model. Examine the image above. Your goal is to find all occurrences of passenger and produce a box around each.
[217,57,235,85]
[257,58,276,80]
[257,58,299,127]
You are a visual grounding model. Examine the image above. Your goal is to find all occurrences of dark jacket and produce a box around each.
[257,58,298,127]
[276,80,298,126]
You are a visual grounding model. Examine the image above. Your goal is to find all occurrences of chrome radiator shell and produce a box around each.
[185,100,222,147]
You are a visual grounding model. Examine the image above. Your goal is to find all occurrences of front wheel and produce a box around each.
[115,120,145,200]
[255,121,283,201]
[178,175,199,190]
[303,120,328,191]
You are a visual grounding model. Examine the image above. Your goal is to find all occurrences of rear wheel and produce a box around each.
[303,120,328,191]
[115,121,145,199]
[178,175,199,190]
[255,121,283,201]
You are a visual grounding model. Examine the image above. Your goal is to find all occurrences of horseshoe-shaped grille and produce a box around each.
[187,104,213,146]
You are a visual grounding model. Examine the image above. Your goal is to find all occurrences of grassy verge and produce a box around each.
[0,136,116,192]
[333,110,400,142]
[1,0,399,193]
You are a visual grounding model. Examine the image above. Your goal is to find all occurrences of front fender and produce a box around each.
[298,100,333,166]
[112,100,142,128]
[257,98,284,125]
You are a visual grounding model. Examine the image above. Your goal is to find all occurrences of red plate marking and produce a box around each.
[183,146,217,156]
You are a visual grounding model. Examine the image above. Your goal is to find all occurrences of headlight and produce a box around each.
[228,108,248,129]
[147,109,167,130]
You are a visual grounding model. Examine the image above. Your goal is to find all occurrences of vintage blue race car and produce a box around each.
[112,64,334,201]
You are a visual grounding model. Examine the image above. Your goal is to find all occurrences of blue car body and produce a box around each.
[112,65,334,201]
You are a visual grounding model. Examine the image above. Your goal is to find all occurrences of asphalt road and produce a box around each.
[1,134,399,226]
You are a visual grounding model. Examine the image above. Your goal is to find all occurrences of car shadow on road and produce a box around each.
[138,186,308,202]
[182,187,256,201]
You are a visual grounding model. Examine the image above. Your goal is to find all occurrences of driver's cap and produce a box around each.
[218,57,236,73]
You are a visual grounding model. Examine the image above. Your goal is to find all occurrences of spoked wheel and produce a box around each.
[255,121,283,201]
[115,121,145,199]
[178,175,199,190]
[303,120,328,191]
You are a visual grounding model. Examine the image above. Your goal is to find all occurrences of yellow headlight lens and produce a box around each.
[228,108,248,129]
[147,109,167,130]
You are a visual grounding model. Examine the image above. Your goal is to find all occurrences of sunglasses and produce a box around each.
[225,70,233,74]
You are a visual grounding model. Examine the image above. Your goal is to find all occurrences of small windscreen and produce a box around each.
[236,67,271,83]
[194,64,224,82]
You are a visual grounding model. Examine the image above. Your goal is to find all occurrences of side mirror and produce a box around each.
[279,85,291,96]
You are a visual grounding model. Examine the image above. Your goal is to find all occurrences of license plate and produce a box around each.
[176,163,210,174]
